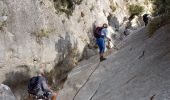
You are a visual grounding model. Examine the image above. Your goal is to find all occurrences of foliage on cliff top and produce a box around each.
[148,14,170,37]
[150,0,170,15]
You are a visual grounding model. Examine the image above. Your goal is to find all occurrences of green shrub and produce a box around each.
[54,0,73,18]
[148,14,170,37]
[32,28,53,38]
[109,0,116,12]
[150,0,170,15]
[128,4,144,16]
[53,0,83,18]
[0,21,7,30]
[110,4,116,12]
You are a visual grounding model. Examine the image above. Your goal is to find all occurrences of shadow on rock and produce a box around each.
[46,32,80,90]
[3,65,30,88]
[2,65,31,99]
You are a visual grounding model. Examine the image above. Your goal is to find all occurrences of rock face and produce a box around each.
[0,0,152,99]
[0,84,16,100]
[57,24,170,100]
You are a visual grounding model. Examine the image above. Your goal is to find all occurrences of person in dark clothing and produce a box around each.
[143,14,150,26]
[38,76,53,99]
[28,66,57,100]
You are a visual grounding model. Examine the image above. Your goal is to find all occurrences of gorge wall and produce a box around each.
[0,0,153,99]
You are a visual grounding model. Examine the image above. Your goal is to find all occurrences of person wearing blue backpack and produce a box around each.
[94,23,111,62]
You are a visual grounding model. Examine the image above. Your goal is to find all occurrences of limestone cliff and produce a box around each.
[0,84,16,100]
[0,0,153,99]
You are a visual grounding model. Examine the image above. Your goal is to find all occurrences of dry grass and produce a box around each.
[31,28,54,44]
[128,4,144,16]
[32,28,53,38]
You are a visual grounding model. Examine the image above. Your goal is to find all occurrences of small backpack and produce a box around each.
[28,76,42,95]
[143,14,149,21]
[94,27,103,38]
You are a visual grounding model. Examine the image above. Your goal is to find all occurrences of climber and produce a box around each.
[143,14,152,26]
[27,66,57,100]
[94,23,111,62]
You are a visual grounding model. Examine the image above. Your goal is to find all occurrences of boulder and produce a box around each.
[0,84,16,100]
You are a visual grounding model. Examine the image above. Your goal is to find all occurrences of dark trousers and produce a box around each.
[144,20,148,26]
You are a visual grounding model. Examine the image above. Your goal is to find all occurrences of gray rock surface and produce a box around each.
[0,84,16,100]
[57,24,170,100]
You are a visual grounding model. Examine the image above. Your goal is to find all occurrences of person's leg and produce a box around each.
[144,20,148,26]
[100,38,106,61]
[145,20,148,26]
[96,38,102,56]
[97,38,106,61]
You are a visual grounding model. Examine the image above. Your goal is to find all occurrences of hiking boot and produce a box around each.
[100,57,107,62]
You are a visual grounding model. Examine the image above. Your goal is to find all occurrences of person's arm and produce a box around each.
[41,77,52,92]
[104,29,111,41]
[106,36,111,41]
